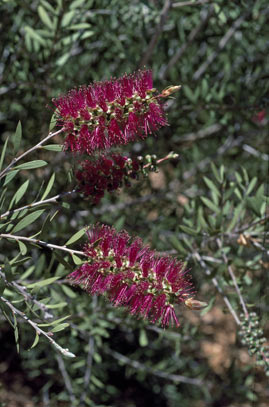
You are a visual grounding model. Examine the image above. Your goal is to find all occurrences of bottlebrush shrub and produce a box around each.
[68,224,194,327]
[52,70,168,154]
[75,154,141,203]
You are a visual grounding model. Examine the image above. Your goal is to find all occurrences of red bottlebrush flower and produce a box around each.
[75,154,142,204]
[67,225,194,327]
[52,70,168,154]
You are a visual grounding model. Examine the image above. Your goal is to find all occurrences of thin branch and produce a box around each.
[242,144,269,161]
[192,251,241,325]
[139,0,172,68]
[56,355,76,405]
[216,239,249,318]
[0,189,77,220]
[0,269,53,319]
[80,295,97,405]
[172,0,211,7]
[234,215,269,234]
[0,295,75,357]
[0,128,64,179]
[161,5,214,79]
[0,233,86,257]
[107,348,204,386]
[193,13,248,80]
[176,123,222,144]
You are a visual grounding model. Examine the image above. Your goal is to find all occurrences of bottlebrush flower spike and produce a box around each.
[75,154,141,204]
[67,225,194,327]
[52,70,168,154]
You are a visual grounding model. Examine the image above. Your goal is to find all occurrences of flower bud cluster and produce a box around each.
[68,225,194,327]
[53,70,167,154]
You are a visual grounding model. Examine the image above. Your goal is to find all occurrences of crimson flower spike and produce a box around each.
[75,154,141,204]
[67,224,195,327]
[52,70,177,154]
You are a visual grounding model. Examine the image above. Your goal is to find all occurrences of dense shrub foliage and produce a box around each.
[0,1,268,406]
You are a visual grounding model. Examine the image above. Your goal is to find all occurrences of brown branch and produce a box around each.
[139,0,173,68]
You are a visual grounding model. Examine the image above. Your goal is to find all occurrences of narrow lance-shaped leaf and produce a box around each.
[12,121,22,155]
[41,173,55,200]
[12,209,45,233]
[65,228,86,246]
[0,136,9,172]
[14,160,47,170]
[38,5,54,30]
[9,180,29,210]
[26,276,60,289]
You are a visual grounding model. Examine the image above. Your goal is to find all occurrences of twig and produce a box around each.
[172,0,211,7]
[193,13,248,80]
[192,251,241,325]
[143,151,179,169]
[161,5,214,79]
[0,233,86,257]
[175,123,222,144]
[0,189,77,220]
[0,128,64,179]
[242,144,269,161]
[107,348,204,386]
[80,295,97,405]
[0,295,75,357]
[216,238,249,318]
[139,0,172,68]
[56,354,76,405]
[234,215,269,234]
[0,269,53,319]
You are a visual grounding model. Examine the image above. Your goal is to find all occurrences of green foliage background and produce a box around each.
[0,0,268,406]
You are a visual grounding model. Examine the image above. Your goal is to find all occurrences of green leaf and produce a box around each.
[12,121,22,155]
[18,240,27,255]
[227,203,244,232]
[71,253,84,265]
[201,197,220,213]
[41,173,55,200]
[12,209,45,233]
[50,315,70,326]
[38,5,54,29]
[20,266,35,281]
[45,302,67,309]
[139,329,148,347]
[0,278,6,296]
[61,10,76,27]
[0,136,9,172]
[61,284,77,298]
[53,251,73,272]
[183,85,196,103]
[179,225,198,236]
[49,111,57,131]
[203,176,221,197]
[210,162,222,183]
[24,26,46,46]
[51,323,69,333]
[13,314,20,353]
[14,160,47,170]
[65,228,86,246]
[42,144,62,152]
[70,0,87,9]
[9,180,29,209]
[169,235,187,254]
[3,170,19,186]
[30,333,40,349]
[68,23,92,30]
[26,276,60,289]
[200,296,216,316]
[246,177,257,196]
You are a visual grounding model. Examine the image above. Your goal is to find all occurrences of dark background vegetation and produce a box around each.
[0,0,268,406]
